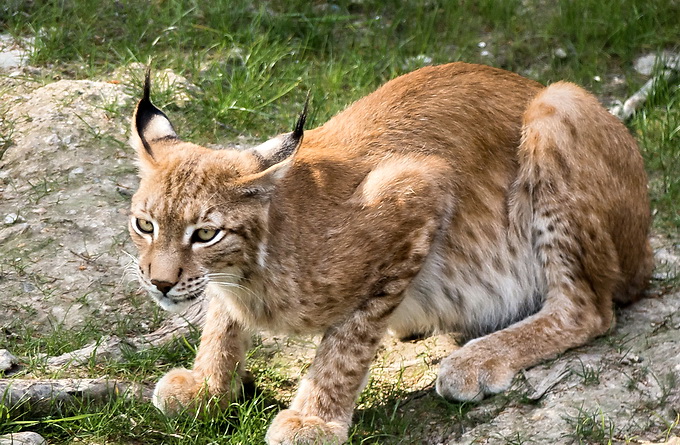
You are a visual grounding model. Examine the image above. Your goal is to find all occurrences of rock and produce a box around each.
[0,35,28,70]
[634,51,680,76]
[0,73,140,332]
[402,55,433,71]
[3,213,26,225]
[0,223,30,244]
[0,432,46,445]
[0,50,25,69]
[554,47,568,59]
[0,349,18,372]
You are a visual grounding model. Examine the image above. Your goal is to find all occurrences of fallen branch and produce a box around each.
[610,53,680,121]
[45,298,206,368]
[0,378,150,411]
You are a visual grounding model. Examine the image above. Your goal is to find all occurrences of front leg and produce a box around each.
[153,289,248,415]
[266,300,396,445]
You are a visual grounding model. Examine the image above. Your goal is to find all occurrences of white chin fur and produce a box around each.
[153,294,193,313]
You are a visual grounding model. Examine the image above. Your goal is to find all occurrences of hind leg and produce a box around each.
[438,181,624,399]
[437,224,619,401]
[438,163,623,401]
[436,279,613,401]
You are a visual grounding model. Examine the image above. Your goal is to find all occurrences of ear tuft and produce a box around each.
[292,92,309,140]
[248,94,310,171]
[131,67,178,158]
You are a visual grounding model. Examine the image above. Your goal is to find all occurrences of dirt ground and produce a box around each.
[1,58,678,444]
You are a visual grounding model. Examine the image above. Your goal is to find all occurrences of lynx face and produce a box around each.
[128,78,306,311]
[128,162,257,311]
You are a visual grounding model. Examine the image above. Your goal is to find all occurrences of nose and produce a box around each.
[151,279,177,295]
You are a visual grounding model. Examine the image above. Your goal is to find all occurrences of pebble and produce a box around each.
[554,47,568,59]
[44,133,60,145]
[69,166,84,177]
[620,354,642,365]
[4,213,25,225]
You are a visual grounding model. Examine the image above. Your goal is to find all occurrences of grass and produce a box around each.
[563,405,615,445]
[632,72,680,229]
[0,96,14,160]
[572,360,602,387]
[0,0,679,443]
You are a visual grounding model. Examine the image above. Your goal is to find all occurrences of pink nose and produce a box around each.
[151,279,176,295]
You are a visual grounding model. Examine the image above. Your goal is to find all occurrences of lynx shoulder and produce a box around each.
[128,62,652,444]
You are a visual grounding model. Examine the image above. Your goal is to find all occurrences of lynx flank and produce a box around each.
[128,62,652,444]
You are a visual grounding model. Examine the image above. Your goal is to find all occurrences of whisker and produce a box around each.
[122,259,141,283]
[121,250,137,261]
[206,272,251,284]
[210,280,260,300]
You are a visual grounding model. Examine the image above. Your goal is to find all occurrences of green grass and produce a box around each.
[632,73,680,229]
[1,393,276,444]
[563,405,616,445]
[1,0,679,443]
[2,0,679,136]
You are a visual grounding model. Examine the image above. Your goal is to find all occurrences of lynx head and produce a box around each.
[128,69,307,311]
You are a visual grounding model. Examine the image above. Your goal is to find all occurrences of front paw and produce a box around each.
[152,368,236,416]
[435,347,516,402]
[265,409,348,445]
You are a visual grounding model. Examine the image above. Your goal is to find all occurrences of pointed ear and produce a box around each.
[130,68,178,173]
[236,159,293,198]
[247,95,308,171]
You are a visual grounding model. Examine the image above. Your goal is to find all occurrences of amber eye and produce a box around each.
[135,218,154,234]
[192,228,219,243]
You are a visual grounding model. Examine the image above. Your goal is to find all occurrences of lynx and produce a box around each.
[128,62,652,444]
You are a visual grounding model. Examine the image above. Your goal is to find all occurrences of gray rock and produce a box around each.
[0,34,28,69]
[3,213,25,225]
[0,223,30,244]
[634,51,680,76]
[0,50,25,69]
[0,349,18,372]
[0,432,46,445]
[554,47,568,59]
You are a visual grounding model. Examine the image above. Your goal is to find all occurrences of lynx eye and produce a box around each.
[192,228,219,243]
[135,218,154,234]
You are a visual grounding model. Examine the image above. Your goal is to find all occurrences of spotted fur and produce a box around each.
[128,63,652,444]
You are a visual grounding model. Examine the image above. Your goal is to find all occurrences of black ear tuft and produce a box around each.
[133,67,177,157]
[292,92,310,140]
[143,66,152,103]
[247,93,310,171]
